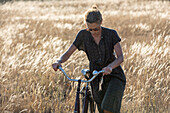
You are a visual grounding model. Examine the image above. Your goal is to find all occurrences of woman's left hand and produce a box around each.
[102,66,112,75]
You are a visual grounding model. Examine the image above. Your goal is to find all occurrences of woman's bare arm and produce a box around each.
[103,42,124,75]
[52,44,77,71]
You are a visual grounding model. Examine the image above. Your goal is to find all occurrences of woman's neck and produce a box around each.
[92,28,102,39]
[93,33,102,45]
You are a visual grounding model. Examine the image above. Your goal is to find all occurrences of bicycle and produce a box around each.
[57,66,104,113]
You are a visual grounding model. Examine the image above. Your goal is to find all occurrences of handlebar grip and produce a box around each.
[57,66,62,70]
[92,70,105,76]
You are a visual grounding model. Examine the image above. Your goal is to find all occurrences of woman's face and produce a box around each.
[86,22,102,38]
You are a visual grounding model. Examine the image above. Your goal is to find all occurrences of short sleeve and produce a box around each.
[112,30,121,46]
[73,30,85,51]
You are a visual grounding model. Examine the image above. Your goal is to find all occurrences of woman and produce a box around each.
[52,5,126,113]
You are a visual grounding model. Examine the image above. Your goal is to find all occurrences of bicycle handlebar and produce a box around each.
[57,66,104,83]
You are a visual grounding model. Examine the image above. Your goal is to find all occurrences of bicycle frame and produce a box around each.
[57,66,104,113]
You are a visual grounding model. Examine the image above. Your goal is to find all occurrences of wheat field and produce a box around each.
[0,0,169,113]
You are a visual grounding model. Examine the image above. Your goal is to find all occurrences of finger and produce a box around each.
[59,64,62,67]
[53,66,58,71]
[52,64,56,68]
[52,64,58,71]
[103,72,108,75]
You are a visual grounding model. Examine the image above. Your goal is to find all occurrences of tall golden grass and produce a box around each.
[0,0,169,113]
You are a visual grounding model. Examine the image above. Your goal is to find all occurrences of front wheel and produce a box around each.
[89,99,96,113]
[81,87,96,113]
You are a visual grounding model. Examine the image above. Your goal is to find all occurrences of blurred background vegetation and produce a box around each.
[0,0,170,4]
[0,0,169,113]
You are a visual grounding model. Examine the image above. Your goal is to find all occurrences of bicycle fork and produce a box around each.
[82,83,89,113]
[74,79,81,113]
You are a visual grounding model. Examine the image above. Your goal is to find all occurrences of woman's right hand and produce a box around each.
[52,61,62,71]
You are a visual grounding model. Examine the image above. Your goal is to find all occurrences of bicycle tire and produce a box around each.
[81,86,96,113]
[89,99,96,113]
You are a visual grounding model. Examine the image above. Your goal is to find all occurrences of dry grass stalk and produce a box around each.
[0,1,169,112]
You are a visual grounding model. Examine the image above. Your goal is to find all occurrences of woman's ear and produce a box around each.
[86,22,89,28]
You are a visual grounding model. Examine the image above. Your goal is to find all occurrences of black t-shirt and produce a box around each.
[73,27,126,82]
